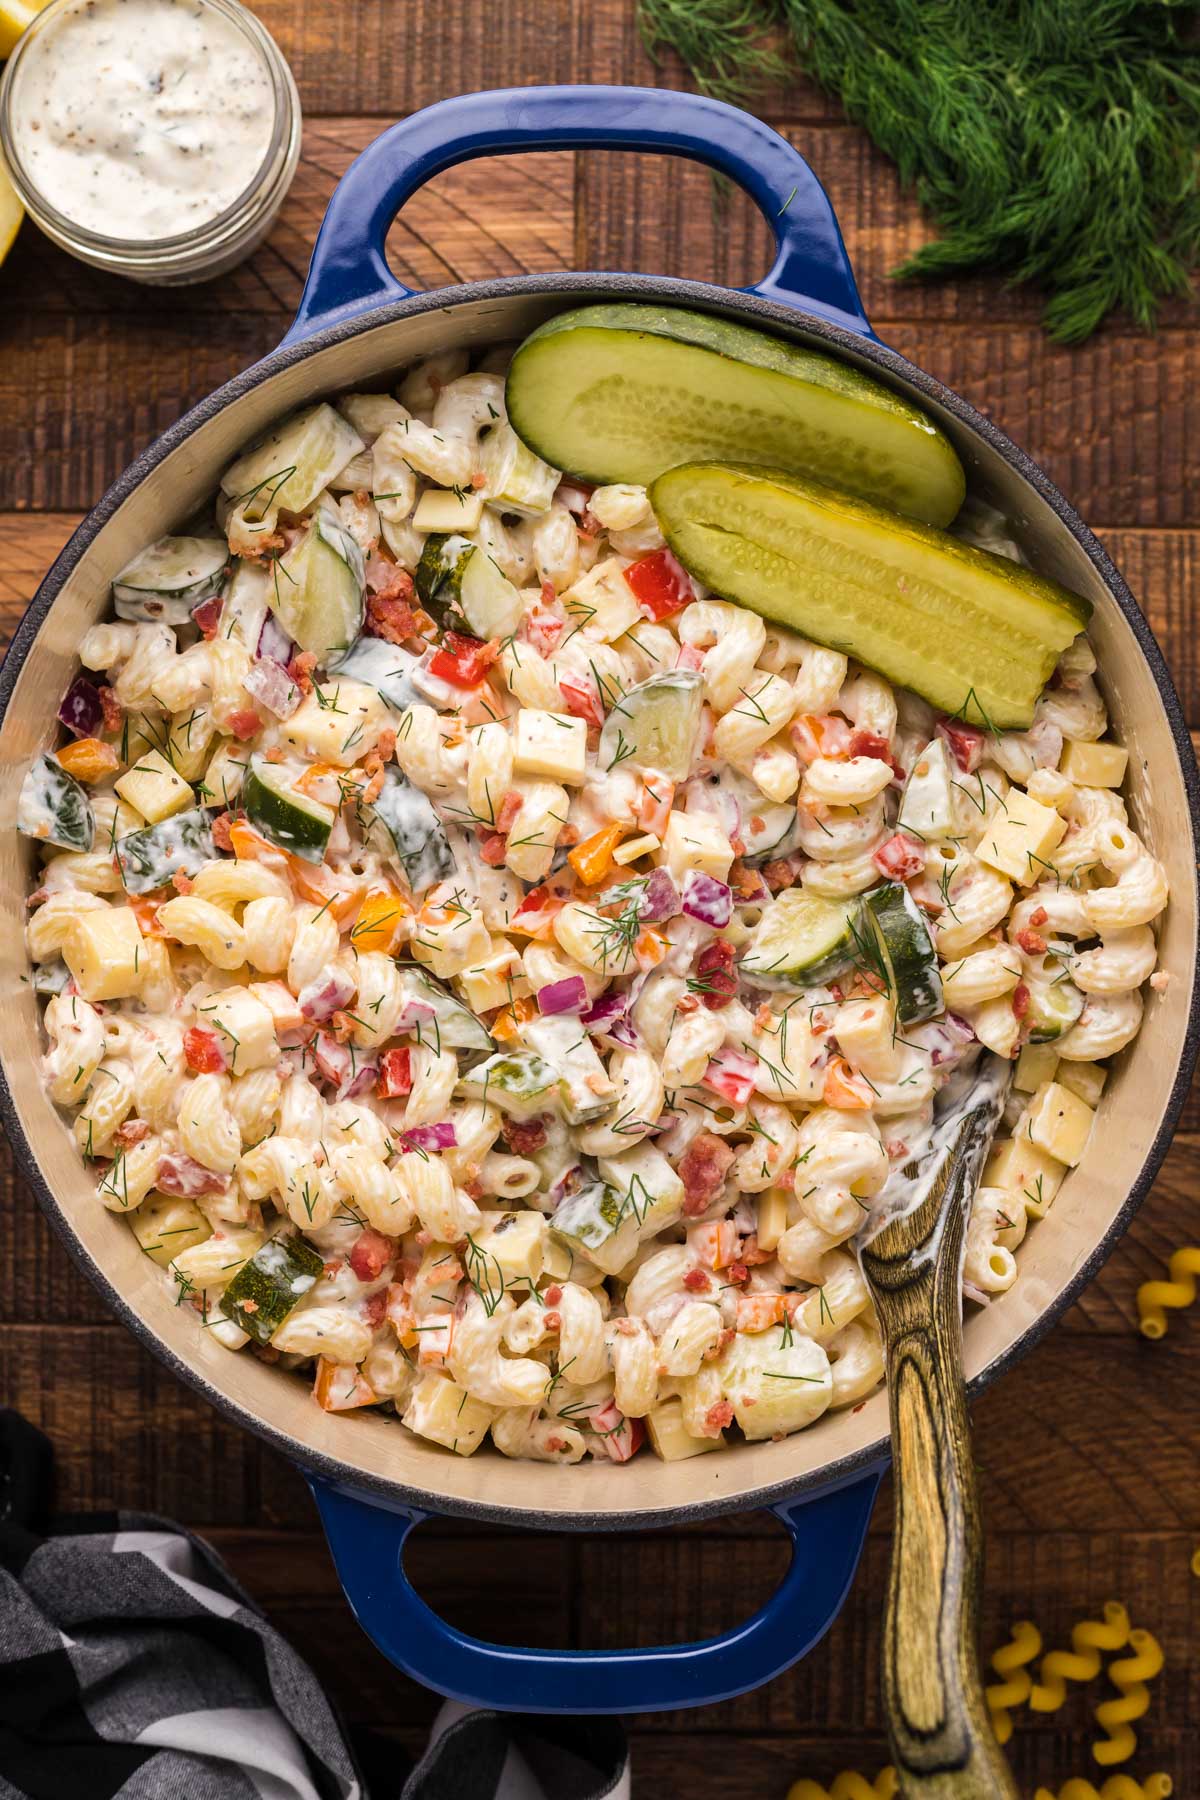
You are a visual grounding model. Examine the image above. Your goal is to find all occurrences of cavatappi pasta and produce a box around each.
[21,348,1169,1465]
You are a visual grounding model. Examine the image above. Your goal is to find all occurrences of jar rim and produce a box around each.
[0,0,297,259]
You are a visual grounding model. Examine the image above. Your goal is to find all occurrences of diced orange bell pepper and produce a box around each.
[294,760,340,799]
[385,1283,418,1348]
[56,737,120,783]
[490,994,537,1041]
[735,1293,787,1334]
[568,822,626,886]
[823,1055,874,1110]
[289,859,366,925]
[634,926,668,969]
[637,775,674,837]
[313,1358,378,1411]
[687,1218,740,1270]
[351,887,408,954]
[129,894,167,935]
[228,816,290,872]
[415,1313,454,1367]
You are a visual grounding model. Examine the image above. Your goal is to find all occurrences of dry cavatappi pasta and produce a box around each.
[21,346,1168,1465]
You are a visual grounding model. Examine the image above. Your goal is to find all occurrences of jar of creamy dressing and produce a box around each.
[0,0,300,283]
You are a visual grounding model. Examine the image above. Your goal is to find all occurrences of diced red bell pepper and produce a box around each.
[191,595,224,640]
[622,547,694,621]
[428,631,499,689]
[937,717,985,773]
[559,671,605,729]
[703,1047,759,1106]
[587,1399,645,1464]
[791,713,853,763]
[183,1025,228,1074]
[377,1047,413,1098]
[872,832,926,881]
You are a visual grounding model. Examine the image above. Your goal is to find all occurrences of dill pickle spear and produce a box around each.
[650,462,1091,729]
[506,303,966,527]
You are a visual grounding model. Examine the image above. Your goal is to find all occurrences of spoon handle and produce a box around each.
[866,1175,1019,1799]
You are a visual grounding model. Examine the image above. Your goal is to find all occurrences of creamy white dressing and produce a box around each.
[8,0,275,241]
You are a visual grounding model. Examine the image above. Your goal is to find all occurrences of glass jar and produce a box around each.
[0,0,301,285]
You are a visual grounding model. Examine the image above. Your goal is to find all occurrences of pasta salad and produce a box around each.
[21,339,1169,1466]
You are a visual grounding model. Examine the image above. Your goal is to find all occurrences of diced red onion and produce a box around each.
[581,990,629,1033]
[403,1122,458,1152]
[604,1017,639,1050]
[155,1152,230,1197]
[58,676,104,739]
[341,1060,380,1101]
[682,871,733,928]
[314,1031,378,1101]
[537,976,588,1016]
[243,657,301,720]
[551,1165,583,1205]
[555,480,594,517]
[393,998,437,1036]
[638,867,681,923]
[298,969,357,1022]
[257,613,294,665]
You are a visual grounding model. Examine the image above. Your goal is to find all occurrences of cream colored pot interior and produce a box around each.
[3,287,1195,1523]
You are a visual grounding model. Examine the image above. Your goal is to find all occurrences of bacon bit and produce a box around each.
[228,709,262,742]
[753,1002,774,1032]
[694,939,738,1010]
[329,1009,356,1043]
[1150,970,1171,992]
[679,1131,736,1217]
[739,1233,774,1267]
[544,1434,568,1454]
[1029,905,1049,928]
[615,1316,639,1337]
[113,1118,151,1148]
[496,789,522,834]
[361,753,386,806]
[361,1289,388,1328]
[543,1311,562,1333]
[365,589,420,643]
[872,832,925,882]
[479,832,508,866]
[98,685,123,733]
[703,1327,736,1363]
[726,1262,749,1285]
[682,1268,713,1294]
[210,811,235,852]
[462,1175,484,1200]
[171,870,194,895]
[705,1400,735,1433]
[544,1284,563,1307]
[239,1297,260,1314]
[377,726,397,763]
[762,858,795,893]
[350,1228,395,1283]
[503,1115,549,1155]
[1014,926,1048,956]
[677,994,700,1015]
[365,555,415,601]
[287,651,317,696]
[264,745,285,764]
[1012,982,1031,1020]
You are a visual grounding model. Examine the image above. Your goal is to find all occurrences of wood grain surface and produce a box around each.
[1,6,1197,1793]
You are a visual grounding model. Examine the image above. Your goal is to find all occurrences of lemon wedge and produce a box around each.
[0,0,46,59]
[0,165,20,265]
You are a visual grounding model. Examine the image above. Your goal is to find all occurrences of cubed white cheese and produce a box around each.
[513,709,587,785]
[560,556,642,642]
[1056,1059,1107,1108]
[1013,1041,1059,1094]
[411,487,485,534]
[115,748,194,825]
[64,907,146,1002]
[976,788,1067,885]
[656,810,734,883]
[983,1136,1067,1213]
[1060,739,1129,789]
[1020,1079,1095,1166]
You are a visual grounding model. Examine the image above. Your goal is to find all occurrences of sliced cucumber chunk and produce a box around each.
[220,402,365,522]
[460,1050,561,1120]
[507,303,966,527]
[327,636,422,710]
[397,965,493,1053]
[365,766,455,895]
[599,669,703,782]
[865,881,943,1024]
[740,888,859,989]
[33,959,71,995]
[113,535,228,622]
[18,753,94,852]
[271,507,365,658]
[551,1179,631,1260]
[651,463,1090,730]
[898,736,957,841]
[1025,976,1085,1043]
[243,756,335,864]
[523,1014,617,1125]
[415,532,522,640]
[221,1233,325,1344]
[116,807,216,896]
[479,418,560,516]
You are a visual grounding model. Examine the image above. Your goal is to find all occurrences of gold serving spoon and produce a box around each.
[858,1053,1019,1799]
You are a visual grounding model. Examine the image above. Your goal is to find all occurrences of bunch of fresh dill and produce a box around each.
[637,0,1200,341]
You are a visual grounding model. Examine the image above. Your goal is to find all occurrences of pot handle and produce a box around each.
[306,1464,882,1714]
[281,85,871,347]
